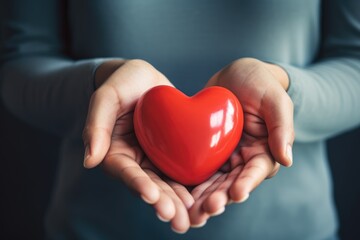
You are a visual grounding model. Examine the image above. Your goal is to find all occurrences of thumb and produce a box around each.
[264,88,295,167]
[83,86,119,168]
[204,71,221,88]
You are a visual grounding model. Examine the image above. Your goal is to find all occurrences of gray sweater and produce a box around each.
[1,0,360,239]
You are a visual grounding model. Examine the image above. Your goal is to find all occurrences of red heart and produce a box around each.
[134,86,243,185]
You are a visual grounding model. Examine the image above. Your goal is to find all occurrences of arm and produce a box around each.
[0,0,109,137]
[0,1,195,233]
[189,0,360,226]
[279,0,360,142]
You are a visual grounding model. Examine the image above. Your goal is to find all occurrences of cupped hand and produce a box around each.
[82,59,194,233]
[188,58,295,226]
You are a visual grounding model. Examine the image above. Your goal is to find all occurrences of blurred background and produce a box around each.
[1,101,359,239]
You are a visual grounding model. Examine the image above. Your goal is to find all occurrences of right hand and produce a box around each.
[188,58,294,226]
[82,59,194,233]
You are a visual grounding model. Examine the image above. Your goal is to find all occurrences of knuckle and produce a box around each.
[82,128,89,142]
[126,59,154,72]
[267,165,280,179]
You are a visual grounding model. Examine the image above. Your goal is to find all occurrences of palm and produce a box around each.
[102,112,167,188]
[101,111,195,232]
[84,58,293,230]
[188,58,293,226]
[188,110,278,225]
[102,112,147,177]
[83,60,196,233]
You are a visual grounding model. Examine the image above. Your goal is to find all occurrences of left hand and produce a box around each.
[83,59,194,233]
[188,58,295,227]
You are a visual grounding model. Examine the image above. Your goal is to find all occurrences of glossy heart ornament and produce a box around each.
[134,86,243,185]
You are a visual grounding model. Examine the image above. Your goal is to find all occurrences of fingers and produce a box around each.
[107,155,192,233]
[204,70,221,88]
[152,177,193,233]
[103,153,192,233]
[167,181,195,209]
[104,153,161,204]
[83,59,173,169]
[104,59,174,109]
[189,152,278,228]
[143,171,192,233]
[190,166,244,225]
[149,181,176,222]
[82,60,185,232]
[188,169,243,227]
[201,166,242,213]
[83,86,120,168]
[206,58,295,167]
[188,173,225,227]
[229,153,277,202]
[263,88,295,167]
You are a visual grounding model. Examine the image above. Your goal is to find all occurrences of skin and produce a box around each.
[82,58,294,233]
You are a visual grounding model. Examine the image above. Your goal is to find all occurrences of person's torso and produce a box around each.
[46,1,339,240]
[67,0,320,94]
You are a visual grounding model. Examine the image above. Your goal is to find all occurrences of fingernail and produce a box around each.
[171,227,187,234]
[226,200,234,205]
[287,144,293,166]
[156,213,170,222]
[141,194,153,204]
[191,220,207,228]
[234,193,249,203]
[83,145,90,168]
[210,207,225,217]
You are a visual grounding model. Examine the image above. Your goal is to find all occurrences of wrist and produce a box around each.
[264,62,290,91]
[94,59,126,89]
